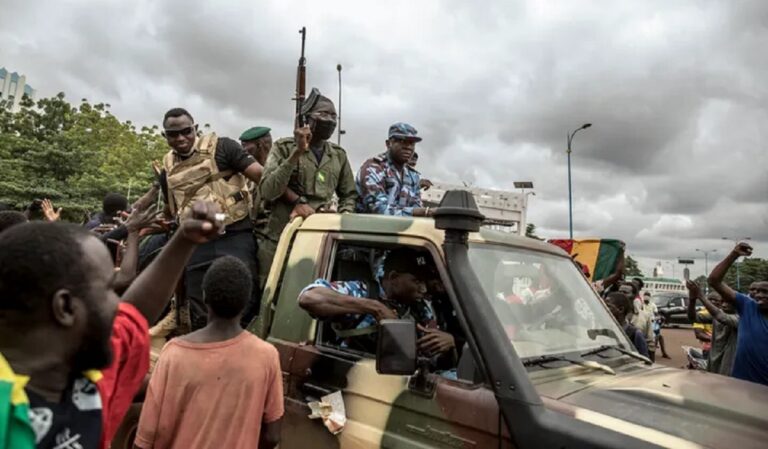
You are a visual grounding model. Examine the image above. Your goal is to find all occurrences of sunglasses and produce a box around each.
[163,126,195,138]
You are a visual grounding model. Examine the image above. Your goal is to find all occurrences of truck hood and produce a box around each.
[538,364,768,448]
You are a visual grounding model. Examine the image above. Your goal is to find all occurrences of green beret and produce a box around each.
[239,126,271,141]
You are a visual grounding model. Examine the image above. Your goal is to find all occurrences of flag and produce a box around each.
[548,239,624,282]
[0,354,35,449]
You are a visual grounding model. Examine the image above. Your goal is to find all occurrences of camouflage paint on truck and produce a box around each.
[251,213,768,449]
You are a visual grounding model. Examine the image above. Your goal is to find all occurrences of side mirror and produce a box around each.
[376,319,417,375]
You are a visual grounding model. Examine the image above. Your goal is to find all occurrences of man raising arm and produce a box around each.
[708,242,768,385]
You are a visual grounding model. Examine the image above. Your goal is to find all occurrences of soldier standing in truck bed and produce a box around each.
[258,88,357,282]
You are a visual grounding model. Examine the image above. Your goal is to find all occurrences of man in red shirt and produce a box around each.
[0,201,222,449]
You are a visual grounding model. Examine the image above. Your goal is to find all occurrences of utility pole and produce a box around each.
[695,248,718,277]
[566,123,592,239]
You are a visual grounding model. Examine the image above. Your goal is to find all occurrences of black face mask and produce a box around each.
[312,120,336,141]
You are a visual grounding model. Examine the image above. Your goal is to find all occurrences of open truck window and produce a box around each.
[314,242,466,367]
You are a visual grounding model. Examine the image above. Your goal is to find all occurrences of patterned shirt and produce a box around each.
[355,152,422,216]
[301,279,437,353]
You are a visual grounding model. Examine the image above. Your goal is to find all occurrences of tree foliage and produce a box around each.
[0,93,165,221]
[723,258,768,293]
[623,254,643,277]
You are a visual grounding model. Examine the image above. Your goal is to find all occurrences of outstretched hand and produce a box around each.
[178,201,224,244]
[41,199,61,222]
[124,206,160,233]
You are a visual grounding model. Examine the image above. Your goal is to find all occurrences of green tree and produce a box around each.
[525,223,542,240]
[723,258,768,293]
[624,255,643,277]
[0,93,165,220]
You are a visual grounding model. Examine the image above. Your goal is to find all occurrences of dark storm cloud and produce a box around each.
[1,0,766,273]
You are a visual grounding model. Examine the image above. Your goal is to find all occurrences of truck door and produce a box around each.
[282,235,513,448]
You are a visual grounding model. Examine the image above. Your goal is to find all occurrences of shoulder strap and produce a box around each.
[197,133,218,155]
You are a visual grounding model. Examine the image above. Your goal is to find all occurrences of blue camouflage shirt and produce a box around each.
[300,278,437,350]
[355,152,422,216]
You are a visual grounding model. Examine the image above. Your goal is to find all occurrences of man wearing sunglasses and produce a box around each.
[259,88,358,281]
[158,108,264,330]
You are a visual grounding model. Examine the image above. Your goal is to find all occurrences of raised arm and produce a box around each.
[113,207,159,293]
[602,247,625,289]
[260,130,309,201]
[686,280,702,323]
[708,242,752,304]
[121,201,221,323]
[132,184,159,211]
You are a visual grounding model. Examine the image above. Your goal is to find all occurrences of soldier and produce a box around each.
[298,247,456,362]
[259,88,357,279]
[240,126,274,289]
[240,126,273,166]
[159,108,264,329]
[356,122,434,216]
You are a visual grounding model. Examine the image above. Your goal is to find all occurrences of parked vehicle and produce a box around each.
[653,292,698,326]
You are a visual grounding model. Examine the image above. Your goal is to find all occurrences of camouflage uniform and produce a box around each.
[258,138,357,280]
[301,278,437,353]
[355,152,423,215]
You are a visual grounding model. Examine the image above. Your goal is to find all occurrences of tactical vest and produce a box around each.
[162,133,251,226]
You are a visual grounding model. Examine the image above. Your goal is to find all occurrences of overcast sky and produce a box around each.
[2,0,766,278]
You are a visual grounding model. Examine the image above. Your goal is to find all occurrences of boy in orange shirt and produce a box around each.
[135,256,283,449]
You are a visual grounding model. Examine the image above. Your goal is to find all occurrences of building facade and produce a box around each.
[0,68,36,112]
[422,182,528,235]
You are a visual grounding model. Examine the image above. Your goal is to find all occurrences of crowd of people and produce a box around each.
[1,85,766,449]
[0,87,438,449]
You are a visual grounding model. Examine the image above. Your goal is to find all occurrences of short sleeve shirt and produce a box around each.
[135,332,283,449]
[731,293,768,386]
[301,279,437,352]
[213,137,257,173]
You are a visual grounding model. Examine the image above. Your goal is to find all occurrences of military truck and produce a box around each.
[114,191,768,448]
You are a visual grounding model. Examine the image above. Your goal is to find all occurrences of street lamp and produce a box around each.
[663,260,676,279]
[695,248,718,276]
[722,236,751,290]
[567,123,592,239]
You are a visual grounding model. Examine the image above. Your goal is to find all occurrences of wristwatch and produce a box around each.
[294,196,309,205]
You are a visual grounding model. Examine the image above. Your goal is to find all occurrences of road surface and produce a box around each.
[654,327,700,368]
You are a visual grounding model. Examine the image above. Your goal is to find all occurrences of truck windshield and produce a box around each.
[468,243,633,359]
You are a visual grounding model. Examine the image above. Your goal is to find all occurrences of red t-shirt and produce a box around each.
[97,302,150,448]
